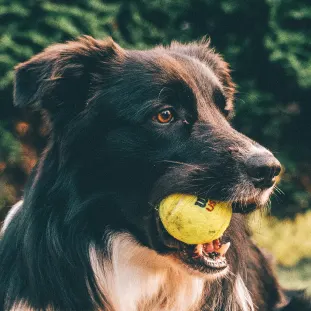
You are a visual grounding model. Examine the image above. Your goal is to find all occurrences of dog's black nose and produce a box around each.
[245,152,281,188]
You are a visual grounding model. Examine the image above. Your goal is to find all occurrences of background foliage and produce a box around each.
[0,0,310,272]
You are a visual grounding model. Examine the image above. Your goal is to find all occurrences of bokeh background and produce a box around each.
[0,0,310,292]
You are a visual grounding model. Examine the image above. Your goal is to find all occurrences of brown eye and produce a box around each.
[153,109,174,123]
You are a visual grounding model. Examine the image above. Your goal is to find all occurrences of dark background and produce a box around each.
[0,0,310,281]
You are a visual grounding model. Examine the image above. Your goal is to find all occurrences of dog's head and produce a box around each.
[14,36,281,277]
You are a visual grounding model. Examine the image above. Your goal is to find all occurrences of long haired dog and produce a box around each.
[1,37,310,311]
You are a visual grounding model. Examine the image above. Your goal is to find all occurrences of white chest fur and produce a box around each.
[89,233,206,311]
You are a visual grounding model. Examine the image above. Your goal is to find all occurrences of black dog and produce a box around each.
[1,36,310,311]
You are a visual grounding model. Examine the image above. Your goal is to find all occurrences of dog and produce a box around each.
[0,36,310,311]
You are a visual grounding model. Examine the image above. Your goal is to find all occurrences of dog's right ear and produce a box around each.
[169,40,236,119]
[14,36,124,116]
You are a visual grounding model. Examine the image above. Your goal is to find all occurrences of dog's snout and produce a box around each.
[245,152,281,189]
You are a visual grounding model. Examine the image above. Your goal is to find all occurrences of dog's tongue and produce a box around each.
[194,239,231,257]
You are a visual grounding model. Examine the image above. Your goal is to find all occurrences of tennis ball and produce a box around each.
[159,194,232,244]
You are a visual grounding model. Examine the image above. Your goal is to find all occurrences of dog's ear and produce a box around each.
[14,36,124,117]
[169,40,236,117]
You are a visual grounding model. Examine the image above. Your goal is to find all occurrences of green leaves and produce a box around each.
[0,123,21,165]
[266,0,311,88]
[0,1,121,90]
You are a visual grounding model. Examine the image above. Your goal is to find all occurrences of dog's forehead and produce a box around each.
[111,49,226,120]
[128,49,223,95]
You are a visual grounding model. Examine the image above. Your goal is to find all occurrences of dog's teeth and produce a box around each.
[194,244,203,257]
[218,242,231,256]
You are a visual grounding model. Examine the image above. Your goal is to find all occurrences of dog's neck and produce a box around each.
[89,232,254,311]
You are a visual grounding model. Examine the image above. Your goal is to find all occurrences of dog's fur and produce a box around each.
[0,37,310,311]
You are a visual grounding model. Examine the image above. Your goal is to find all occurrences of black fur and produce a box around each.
[0,36,310,311]
[280,292,311,311]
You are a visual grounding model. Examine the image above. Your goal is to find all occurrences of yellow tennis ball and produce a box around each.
[159,194,232,244]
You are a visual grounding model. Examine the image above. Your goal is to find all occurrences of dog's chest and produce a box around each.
[91,233,205,311]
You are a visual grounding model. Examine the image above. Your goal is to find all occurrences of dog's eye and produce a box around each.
[153,109,174,124]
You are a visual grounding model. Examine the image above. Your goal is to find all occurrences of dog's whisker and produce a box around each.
[197,181,222,196]
[274,186,284,196]
[271,191,281,204]
[158,160,205,171]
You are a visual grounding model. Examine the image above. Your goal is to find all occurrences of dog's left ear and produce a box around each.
[14,36,124,118]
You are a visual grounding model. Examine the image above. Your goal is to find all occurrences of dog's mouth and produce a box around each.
[155,211,232,276]
[154,194,268,276]
[175,236,231,275]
